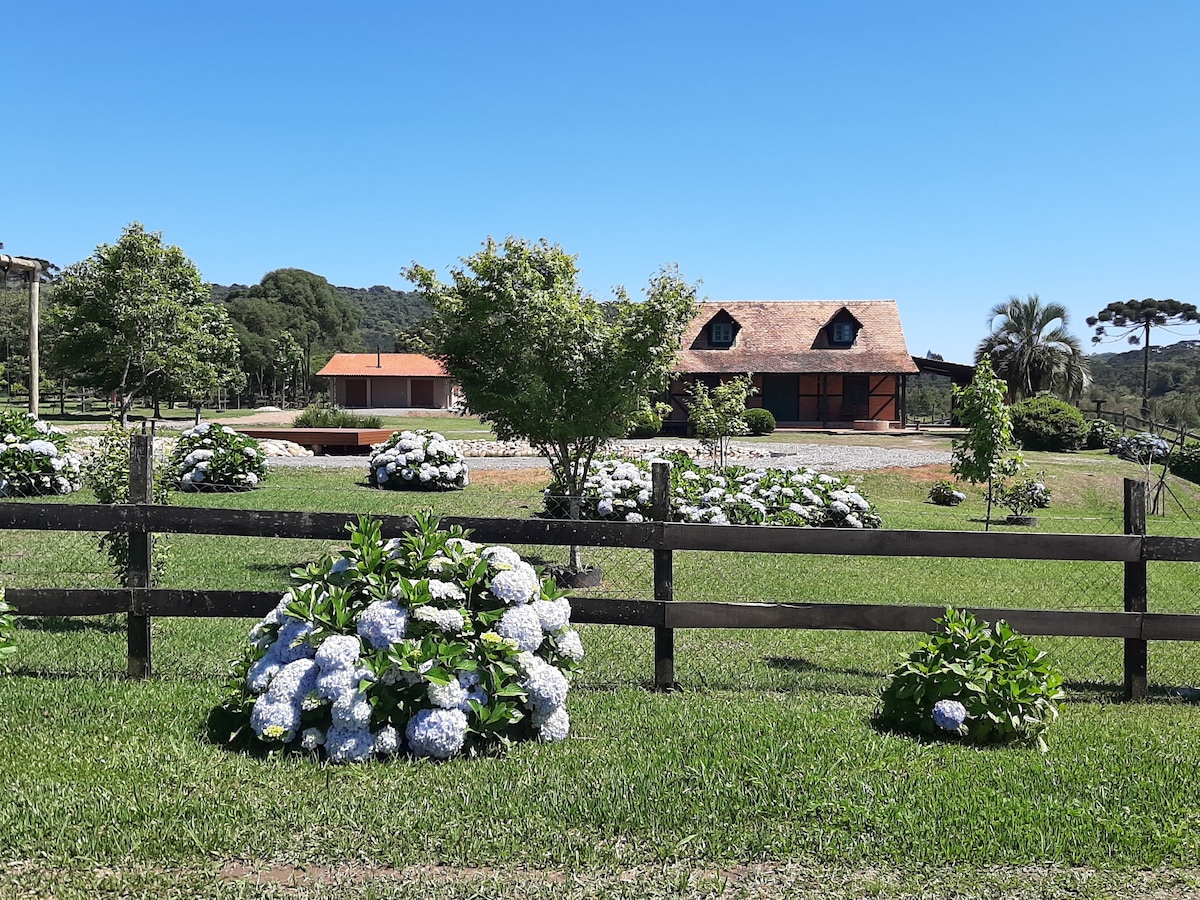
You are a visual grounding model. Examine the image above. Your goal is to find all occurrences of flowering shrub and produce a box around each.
[0,588,15,664]
[1085,419,1120,451]
[216,513,580,762]
[368,430,469,491]
[0,410,83,498]
[544,452,881,528]
[927,480,966,506]
[874,607,1064,751]
[993,477,1051,518]
[171,422,267,490]
[1110,432,1170,465]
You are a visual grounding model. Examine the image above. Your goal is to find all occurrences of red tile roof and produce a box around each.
[316,353,450,377]
[676,301,919,375]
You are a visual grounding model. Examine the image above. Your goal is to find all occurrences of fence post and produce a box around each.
[1123,478,1148,701]
[127,432,154,678]
[651,460,675,691]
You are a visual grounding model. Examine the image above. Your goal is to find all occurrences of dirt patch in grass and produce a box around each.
[468,467,549,488]
[877,463,953,483]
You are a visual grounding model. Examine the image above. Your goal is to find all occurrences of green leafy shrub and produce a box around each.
[170,423,268,490]
[84,421,172,585]
[1085,419,1119,450]
[1169,441,1200,485]
[875,607,1064,751]
[625,401,668,439]
[743,407,776,436]
[0,588,15,664]
[293,399,383,429]
[927,480,966,506]
[993,476,1051,518]
[0,410,84,498]
[1009,396,1087,452]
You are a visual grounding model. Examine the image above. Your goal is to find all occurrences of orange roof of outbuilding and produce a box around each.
[316,353,450,377]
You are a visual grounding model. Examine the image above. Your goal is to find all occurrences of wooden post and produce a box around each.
[127,432,154,678]
[28,264,40,416]
[1123,478,1148,701]
[651,460,675,691]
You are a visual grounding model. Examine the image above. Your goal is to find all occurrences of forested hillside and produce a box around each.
[209,282,432,354]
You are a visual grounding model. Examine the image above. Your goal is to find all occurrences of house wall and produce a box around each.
[332,376,455,409]
[669,371,903,427]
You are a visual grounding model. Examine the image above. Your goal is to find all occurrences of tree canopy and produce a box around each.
[45,223,243,424]
[223,268,362,399]
[975,295,1089,401]
[1087,298,1200,414]
[951,356,1023,528]
[404,236,699,503]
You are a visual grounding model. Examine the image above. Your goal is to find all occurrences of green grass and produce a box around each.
[3,448,1200,897]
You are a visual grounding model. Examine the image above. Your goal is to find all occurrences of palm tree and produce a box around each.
[975,295,1090,401]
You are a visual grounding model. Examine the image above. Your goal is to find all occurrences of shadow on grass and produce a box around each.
[16,615,124,634]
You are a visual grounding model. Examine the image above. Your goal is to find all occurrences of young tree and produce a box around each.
[951,356,1023,528]
[1087,298,1200,415]
[685,374,756,468]
[46,223,243,426]
[405,237,699,565]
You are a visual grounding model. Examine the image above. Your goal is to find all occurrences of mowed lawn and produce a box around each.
[3,442,1200,898]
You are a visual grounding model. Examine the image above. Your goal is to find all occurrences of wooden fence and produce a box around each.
[4,438,1200,699]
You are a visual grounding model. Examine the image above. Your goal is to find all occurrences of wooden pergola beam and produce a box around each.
[1,254,45,416]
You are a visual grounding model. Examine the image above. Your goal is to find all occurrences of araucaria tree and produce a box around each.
[975,295,1089,401]
[47,223,244,425]
[405,236,698,558]
[951,356,1023,528]
[1087,298,1200,415]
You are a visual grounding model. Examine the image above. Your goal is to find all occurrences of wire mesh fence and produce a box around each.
[2,447,1200,697]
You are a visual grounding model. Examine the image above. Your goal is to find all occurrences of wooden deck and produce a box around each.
[235,427,393,455]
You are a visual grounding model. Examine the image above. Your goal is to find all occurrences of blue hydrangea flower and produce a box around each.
[357,600,408,649]
[406,708,468,759]
[326,726,374,762]
[496,605,544,652]
[932,699,968,732]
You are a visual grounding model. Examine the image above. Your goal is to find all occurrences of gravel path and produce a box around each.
[267,439,951,472]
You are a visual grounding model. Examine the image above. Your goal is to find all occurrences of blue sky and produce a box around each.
[6,1,1198,364]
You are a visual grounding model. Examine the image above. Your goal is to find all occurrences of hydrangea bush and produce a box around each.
[0,588,16,664]
[1085,419,1120,451]
[368,430,469,491]
[874,607,1064,751]
[171,423,267,490]
[0,410,83,498]
[216,513,581,762]
[544,452,881,528]
[1110,432,1170,465]
[927,480,966,506]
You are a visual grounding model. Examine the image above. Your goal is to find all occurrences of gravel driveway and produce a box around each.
[267,439,950,472]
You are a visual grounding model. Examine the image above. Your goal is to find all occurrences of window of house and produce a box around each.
[831,322,855,344]
[710,321,733,345]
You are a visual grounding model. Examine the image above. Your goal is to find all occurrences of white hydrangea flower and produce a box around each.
[496,605,544,652]
[406,708,468,759]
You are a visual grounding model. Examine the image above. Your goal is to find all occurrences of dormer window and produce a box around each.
[710,321,733,345]
[831,322,855,345]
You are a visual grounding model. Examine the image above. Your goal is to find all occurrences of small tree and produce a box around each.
[685,374,756,468]
[405,237,698,569]
[47,224,244,426]
[951,356,1023,528]
[1087,298,1200,415]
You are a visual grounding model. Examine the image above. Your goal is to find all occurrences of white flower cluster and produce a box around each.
[368,429,469,491]
[0,412,84,497]
[171,422,267,490]
[545,454,881,528]
[227,516,582,762]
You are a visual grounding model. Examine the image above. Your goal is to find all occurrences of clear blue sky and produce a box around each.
[6,1,1198,364]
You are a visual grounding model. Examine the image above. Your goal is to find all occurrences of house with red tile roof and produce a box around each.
[670,301,920,429]
[316,353,459,409]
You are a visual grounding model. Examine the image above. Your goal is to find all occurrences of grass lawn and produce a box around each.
[3,446,1200,897]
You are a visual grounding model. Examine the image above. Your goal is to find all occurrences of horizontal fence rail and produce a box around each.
[0,502,1183,561]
